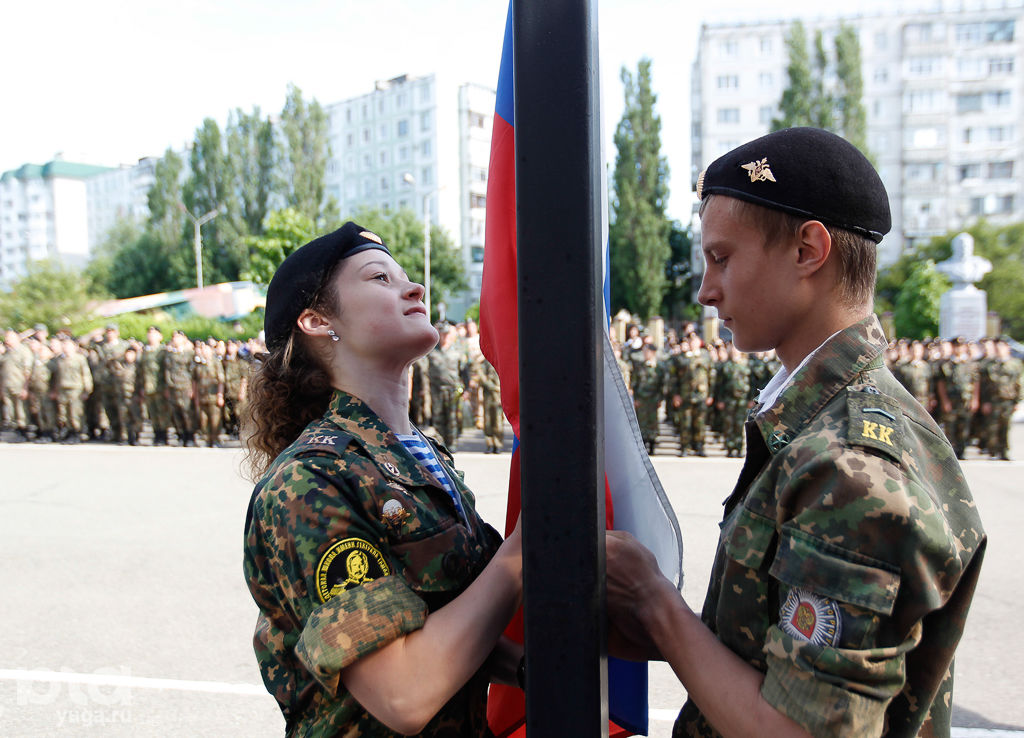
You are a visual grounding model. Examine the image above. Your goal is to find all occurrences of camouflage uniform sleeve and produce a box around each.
[756,445,966,737]
[252,454,428,696]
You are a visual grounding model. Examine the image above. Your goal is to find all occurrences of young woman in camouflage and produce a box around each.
[605,128,985,738]
[243,222,522,737]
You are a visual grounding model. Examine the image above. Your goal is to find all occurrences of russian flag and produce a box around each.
[480,4,683,736]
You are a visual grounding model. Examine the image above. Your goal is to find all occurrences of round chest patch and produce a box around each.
[779,588,842,647]
[316,538,390,603]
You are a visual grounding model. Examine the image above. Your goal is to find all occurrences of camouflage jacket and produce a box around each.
[676,315,986,738]
[137,345,165,396]
[631,359,666,402]
[162,346,195,394]
[244,390,502,737]
[193,356,224,401]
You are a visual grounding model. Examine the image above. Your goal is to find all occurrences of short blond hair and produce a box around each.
[700,194,876,307]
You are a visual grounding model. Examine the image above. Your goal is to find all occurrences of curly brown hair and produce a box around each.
[243,263,343,481]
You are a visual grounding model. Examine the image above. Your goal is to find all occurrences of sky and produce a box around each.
[4,0,906,221]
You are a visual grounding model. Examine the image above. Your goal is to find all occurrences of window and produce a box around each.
[346,133,354,148]
[362,154,371,169]
[874,31,888,50]
[958,163,981,181]
[420,111,431,131]
[907,162,941,181]
[470,112,486,128]
[956,23,983,44]
[419,82,431,102]
[420,166,432,186]
[873,67,889,84]
[362,104,368,119]
[473,166,488,183]
[362,127,371,143]
[471,246,485,264]
[716,75,739,89]
[380,177,389,193]
[379,124,388,140]
[397,119,409,137]
[957,93,982,113]
[398,146,409,162]
[421,140,432,156]
[759,106,773,125]
[988,125,1013,143]
[759,37,773,55]
[346,108,352,123]
[905,89,941,113]
[905,23,934,43]
[988,90,1010,108]
[719,39,738,57]
[716,107,740,124]
[363,179,373,196]
[963,127,975,144]
[470,193,486,209]
[759,71,773,87]
[396,93,406,108]
[908,57,939,76]
[908,127,940,148]
[378,99,385,114]
[957,57,984,78]
[988,161,1014,179]
[989,57,1014,74]
[379,151,388,166]
[987,20,1015,42]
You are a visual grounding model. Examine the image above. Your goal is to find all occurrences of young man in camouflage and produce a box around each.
[137,326,170,445]
[606,128,985,738]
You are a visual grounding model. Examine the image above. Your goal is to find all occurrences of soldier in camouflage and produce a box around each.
[109,345,143,445]
[631,343,666,455]
[27,340,56,441]
[1,328,33,436]
[163,330,196,446]
[96,325,129,442]
[476,358,504,454]
[138,327,170,445]
[51,337,93,443]
[606,128,984,738]
[427,325,463,452]
[221,339,248,439]
[244,222,522,737]
[716,342,750,458]
[193,342,225,447]
[935,338,979,459]
[985,338,1022,460]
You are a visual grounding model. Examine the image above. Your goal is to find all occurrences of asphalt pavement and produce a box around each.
[0,421,1021,737]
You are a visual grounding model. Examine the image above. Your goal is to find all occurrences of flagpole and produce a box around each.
[513,0,607,735]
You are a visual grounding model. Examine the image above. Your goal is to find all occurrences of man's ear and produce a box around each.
[296,309,332,339]
[794,220,832,277]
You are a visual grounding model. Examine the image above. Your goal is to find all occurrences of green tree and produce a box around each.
[0,261,99,330]
[893,260,948,339]
[227,107,277,236]
[183,117,247,284]
[147,147,187,246]
[773,21,869,156]
[280,84,337,228]
[662,220,695,321]
[610,59,671,320]
[772,22,813,130]
[243,207,316,285]
[346,207,466,322]
[835,23,868,152]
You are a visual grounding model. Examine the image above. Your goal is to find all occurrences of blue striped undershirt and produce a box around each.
[396,431,468,524]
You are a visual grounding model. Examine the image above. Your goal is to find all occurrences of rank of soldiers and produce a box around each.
[614,324,1022,461]
[1,317,509,454]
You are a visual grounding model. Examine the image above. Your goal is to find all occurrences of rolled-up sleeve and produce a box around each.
[296,576,428,692]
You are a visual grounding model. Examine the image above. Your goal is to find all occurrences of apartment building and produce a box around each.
[692,0,1024,266]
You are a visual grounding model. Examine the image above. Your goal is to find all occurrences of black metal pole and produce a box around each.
[513,0,606,735]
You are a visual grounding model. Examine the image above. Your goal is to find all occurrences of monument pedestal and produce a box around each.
[940,285,988,340]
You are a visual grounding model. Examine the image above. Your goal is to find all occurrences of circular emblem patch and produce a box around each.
[316,538,390,603]
[779,588,842,646]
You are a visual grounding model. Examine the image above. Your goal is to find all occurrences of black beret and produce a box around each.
[696,127,890,243]
[264,221,391,350]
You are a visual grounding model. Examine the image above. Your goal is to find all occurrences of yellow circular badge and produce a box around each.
[316,538,390,602]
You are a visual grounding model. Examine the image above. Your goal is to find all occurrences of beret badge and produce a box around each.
[741,158,776,184]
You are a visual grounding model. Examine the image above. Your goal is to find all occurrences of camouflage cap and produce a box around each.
[696,127,891,244]
[264,221,391,350]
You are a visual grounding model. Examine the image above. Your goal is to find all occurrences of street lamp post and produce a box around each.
[178,203,225,289]
[402,173,432,320]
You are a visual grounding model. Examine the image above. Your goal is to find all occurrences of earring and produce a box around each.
[327,329,339,342]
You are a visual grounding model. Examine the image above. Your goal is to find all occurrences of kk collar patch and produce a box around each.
[780,588,842,647]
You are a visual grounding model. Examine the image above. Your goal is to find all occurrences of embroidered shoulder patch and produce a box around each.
[780,588,842,646]
[847,388,903,461]
[316,538,390,602]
